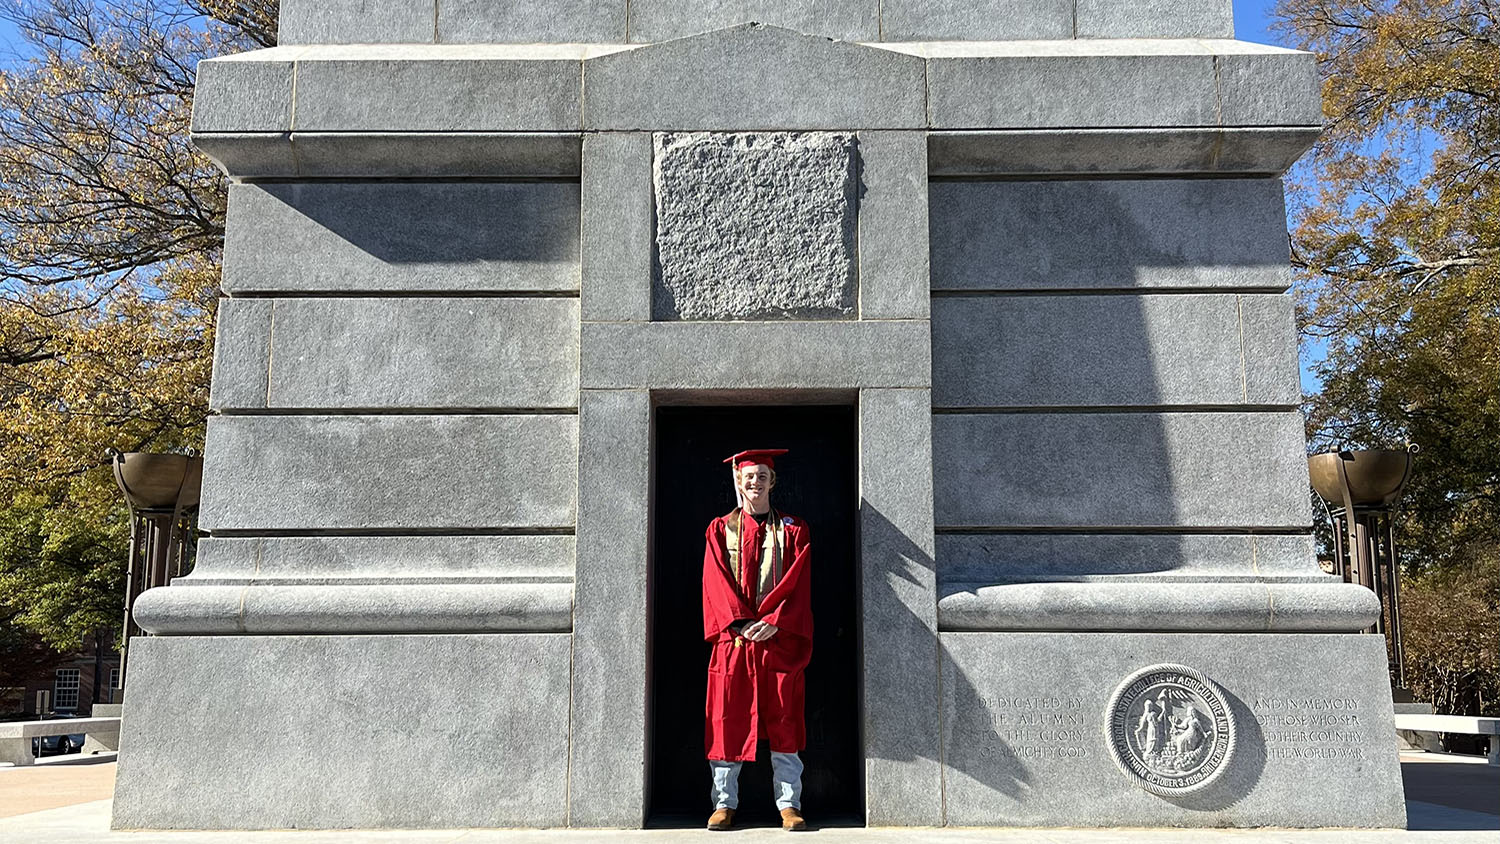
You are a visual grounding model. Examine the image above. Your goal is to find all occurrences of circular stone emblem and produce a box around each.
[1105,664,1236,796]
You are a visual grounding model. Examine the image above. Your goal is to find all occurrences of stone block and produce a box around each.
[190,54,294,133]
[932,294,1295,408]
[936,581,1380,632]
[111,634,572,828]
[653,132,857,320]
[581,133,654,321]
[208,297,270,411]
[859,389,944,825]
[259,297,579,410]
[936,533,1322,584]
[583,24,926,130]
[1213,127,1324,173]
[1238,294,1302,406]
[879,0,1072,41]
[439,0,625,43]
[192,132,295,179]
[288,132,583,178]
[926,52,1217,130]
[929,179,1291,292]
[932,411,1311,528]
[856,131,929,319]
[569,390,650,826]
[80,728,120,754]
[132,582,574,635]
[199,415,578,531]
[927,127,1321,177]
[938,632,1406,827]
[1218,51,1323,127]
[277,0,435,44]
[148,535,577,635]
[191,534,575,581]
[222,182,580,294]
[580,321,930,390]
[1075,0,1234,39]
[930,129,1214,178]
[291,47,584,132]
[627,0,879,42]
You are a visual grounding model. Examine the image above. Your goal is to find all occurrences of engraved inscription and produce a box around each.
[1106,664,1237,796]
[969,695,1090,761]
[1253,697,1368,760]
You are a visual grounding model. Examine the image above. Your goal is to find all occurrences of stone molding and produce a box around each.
[928,128,1323,177]
[132,582,574,635]
[191,28,1320,177]
[936,581,1382,632]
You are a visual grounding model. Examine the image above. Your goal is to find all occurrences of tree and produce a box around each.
[1400,548,1500,716]
[0,613,67,706]
[1276,0,1498,713]
[1276,0,1498,565]
[0,0,275,649]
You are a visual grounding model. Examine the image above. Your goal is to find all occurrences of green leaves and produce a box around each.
[0,472,128,651]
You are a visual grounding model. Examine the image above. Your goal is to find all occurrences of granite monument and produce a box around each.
[111,0,1408,830]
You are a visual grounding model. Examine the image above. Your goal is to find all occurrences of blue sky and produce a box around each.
[1234,0,1282,45]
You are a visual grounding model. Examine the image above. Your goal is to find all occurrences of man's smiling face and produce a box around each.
[736,463,775,511]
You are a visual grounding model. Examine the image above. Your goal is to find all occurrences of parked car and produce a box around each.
[31,713,86,757]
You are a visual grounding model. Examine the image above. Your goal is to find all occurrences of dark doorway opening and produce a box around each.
[649,404,863,827]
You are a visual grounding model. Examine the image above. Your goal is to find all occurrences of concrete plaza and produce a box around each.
[0,751,1493,843]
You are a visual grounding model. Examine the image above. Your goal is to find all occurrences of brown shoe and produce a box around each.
[780,807,807,831]
[707,808,735,830]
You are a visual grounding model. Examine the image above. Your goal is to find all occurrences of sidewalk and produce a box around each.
[1,752,1494,843]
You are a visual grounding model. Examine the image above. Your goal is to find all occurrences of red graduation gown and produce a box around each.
[702,508,813,762]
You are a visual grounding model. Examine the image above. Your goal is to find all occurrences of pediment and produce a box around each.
[583,23,926,130]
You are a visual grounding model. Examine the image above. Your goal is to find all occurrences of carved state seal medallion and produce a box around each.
[1105,664,1236,796]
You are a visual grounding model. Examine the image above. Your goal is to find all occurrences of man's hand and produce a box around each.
[741,620,779,642]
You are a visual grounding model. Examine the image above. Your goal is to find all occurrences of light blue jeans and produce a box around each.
[709,752,803,811]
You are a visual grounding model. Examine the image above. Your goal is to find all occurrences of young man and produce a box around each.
[701,448,813,832]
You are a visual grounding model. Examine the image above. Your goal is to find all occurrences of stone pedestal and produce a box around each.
[112,1,1405,830]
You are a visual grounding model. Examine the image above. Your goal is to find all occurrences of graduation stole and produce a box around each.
[724,507,785,606]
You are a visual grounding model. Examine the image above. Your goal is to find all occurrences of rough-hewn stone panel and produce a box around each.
[653,132,856,320]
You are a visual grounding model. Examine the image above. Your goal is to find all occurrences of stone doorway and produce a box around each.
[648,404,863,826]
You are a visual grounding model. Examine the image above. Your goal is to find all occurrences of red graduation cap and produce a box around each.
[723,448,789,470]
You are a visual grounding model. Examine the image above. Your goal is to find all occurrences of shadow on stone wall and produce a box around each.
[259,181,580,265]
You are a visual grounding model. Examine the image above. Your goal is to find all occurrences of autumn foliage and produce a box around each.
[1276,0,1499,713]
[0,0,273,657]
